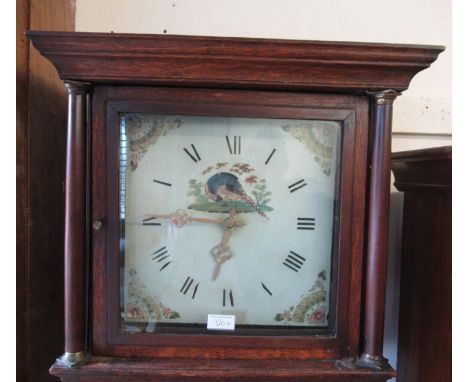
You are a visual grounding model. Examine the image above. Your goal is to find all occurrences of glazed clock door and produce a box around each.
[120,113,341,330]
[93,86,368,359]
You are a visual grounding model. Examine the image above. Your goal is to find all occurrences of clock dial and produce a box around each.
[119,113,341,331]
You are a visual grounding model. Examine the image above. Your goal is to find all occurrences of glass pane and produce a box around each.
[119,113,341,333]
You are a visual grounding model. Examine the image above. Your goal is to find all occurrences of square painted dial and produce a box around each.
[119,113,341,332]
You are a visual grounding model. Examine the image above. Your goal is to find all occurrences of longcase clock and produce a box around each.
[27,31,443,381]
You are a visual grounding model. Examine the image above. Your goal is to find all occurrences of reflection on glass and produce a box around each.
[118,114,341,333]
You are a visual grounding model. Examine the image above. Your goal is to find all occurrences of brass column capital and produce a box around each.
[64,80,92,95]
[367,89,401,105]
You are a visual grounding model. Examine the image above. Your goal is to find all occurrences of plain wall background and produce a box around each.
[74,0,452,376]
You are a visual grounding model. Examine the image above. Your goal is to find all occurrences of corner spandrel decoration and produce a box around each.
[124,114,183,171]
[274,271,328,324]
[124,268,181,332]
[282,122,338,176]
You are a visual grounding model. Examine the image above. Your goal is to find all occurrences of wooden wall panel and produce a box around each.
[17,0,30,380]
[17,1,75,381]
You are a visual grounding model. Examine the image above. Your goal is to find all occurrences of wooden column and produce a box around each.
[59,81,91,366]
[358,90,399,370]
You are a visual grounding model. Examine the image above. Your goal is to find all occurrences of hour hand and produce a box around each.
[210,230,235,280]
[211,242,233,280]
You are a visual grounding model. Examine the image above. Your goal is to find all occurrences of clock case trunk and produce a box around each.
[26,31,444,381]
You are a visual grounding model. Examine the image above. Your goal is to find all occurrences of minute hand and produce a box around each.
[146,209,223,227]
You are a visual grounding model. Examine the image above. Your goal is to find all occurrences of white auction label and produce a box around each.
[207,314,236,330]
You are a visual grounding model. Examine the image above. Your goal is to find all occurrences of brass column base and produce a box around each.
[336,353,389,371]
[56,351,89,367]
[357,353,389,370]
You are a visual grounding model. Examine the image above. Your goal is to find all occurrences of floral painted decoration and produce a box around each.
[124,114,183,171]
[125,268,180,322]
[229,163,255,175]
[281,123,337,176]
[274,271,328,324]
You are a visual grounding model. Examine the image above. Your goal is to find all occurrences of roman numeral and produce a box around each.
[265,148,276,165]
[261,282,272,296]
[142,217,161,226]
[223,289,235,307]
[283,251,306,272]
[288,179,307,193]
[180,276,199,299]
[191,283,199,299]
[153,179,172,187]
[226,136,241,155]
[159,261,171,272]
[297,217,316,230]
[183,144,201,162]
[151,246,172,271]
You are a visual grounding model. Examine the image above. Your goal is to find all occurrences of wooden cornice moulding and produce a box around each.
[392,146,452,192]
[27,31,444,92]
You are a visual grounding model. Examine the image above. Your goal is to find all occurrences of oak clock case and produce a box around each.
[27,31,443,381]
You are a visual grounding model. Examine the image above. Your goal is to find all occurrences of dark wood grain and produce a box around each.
[362,92,398,365]
[346,97,369,358]
[63,82,91,353]
[50,357,395,381]
[26,31,444,93]
[19,2,75,381]
[392,146,451,382]
[92,87,369,361]
[16,0,29,379]
[392,146,451,191]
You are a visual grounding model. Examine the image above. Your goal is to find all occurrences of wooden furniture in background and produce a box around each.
[16,1,75,381]
[26,31,444,381]
[392,146,452,382]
